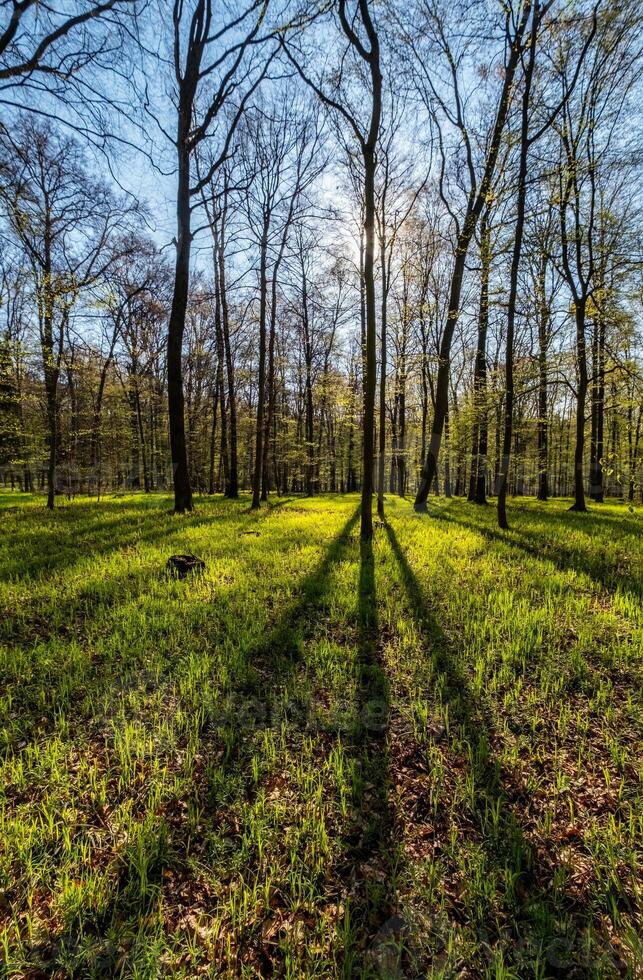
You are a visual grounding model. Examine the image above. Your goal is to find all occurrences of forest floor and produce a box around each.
[0,491,641,979]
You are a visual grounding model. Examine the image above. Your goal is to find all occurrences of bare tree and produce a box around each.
[283,0,382,539]
[402,0,531,511]
[164,0,271,512]
[0,117,138,507]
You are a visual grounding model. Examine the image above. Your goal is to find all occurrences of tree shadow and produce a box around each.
[435,506,640,599]
[24,506,363,976]
[383,518,605,976]
[336,538,398,977]
[0,497,317,756]
[1,494,294,581]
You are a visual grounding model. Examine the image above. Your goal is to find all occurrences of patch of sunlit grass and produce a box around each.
[0,491,640,976]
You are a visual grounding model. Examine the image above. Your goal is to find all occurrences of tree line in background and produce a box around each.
[0,0,641,538]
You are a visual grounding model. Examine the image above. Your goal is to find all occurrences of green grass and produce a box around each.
[0,491,641,978]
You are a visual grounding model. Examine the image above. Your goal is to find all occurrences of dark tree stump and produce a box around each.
[166,554,206,579]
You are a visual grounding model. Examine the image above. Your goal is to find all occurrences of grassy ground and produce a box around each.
[0,491,641,978]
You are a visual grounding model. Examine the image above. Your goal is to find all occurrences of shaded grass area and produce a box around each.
[0,491,641,977]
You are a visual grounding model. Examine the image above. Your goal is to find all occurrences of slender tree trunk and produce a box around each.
[377,229,387,517]
[168,135,193,513]
[469,213,490,504]
[589,307,605,501]
[537,258,549,501]
[420,349,428,475]
[134,386,150,492]
[443,412,452,498]
[218,222,238,498]
[415,5,528,512]
[210,220,229,495]
[497,4,537,529]
[262,273,278,501]
[40,232,59,509]
[397,363,406,496]
[208,378,218,495]
[361,149,377,539]
[252,215,270,509]
[569,301,588,511]
[629,405,641,502]
[45,367,57,510]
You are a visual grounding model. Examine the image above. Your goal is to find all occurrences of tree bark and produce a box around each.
[377,223,387,517]
[251,214,270,509]
[536,257,549,501]
[569,300,588,511]
[415,4,529,512]
[497,2,537,530]
[468,212,490,505]
[361,148,378,539]
[168,133,194,513]
[218,209,238,498]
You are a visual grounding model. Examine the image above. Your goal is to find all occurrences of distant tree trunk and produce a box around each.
[262,274,278,501]
[252,214,270,509]
[218,210,238,498]
[359,223,366,381]
[628,404,641,502]
[208,378,218,495]
[262,215,291,501]
[497,2,537,530]
[468,212,490,505]
[135,385,150,493]
[298,258,315,497]
[420,357,429,473]
[415,4,529,512]
[589,305,605,502]
[536,257,549,501]
[444,412,452,499]
[397,362,407,497]
[389,401,398,493]
[569,300,588,511]
[209,221,229,496]
[377,227,387,517]
[347,365,357,492]
[42,289,61,511]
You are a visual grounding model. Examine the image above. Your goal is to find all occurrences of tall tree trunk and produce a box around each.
[415,5,529,511]
[135,386,150,493]
[44,361,57,510]
[208,378,218,495]
[168,136,193,513]
[536,257,549,501]
[628,404,641,502]
[444,412,452,499]
[589,306,605,501]
[377,228,387,517]
[209,219,229,495]
[497,3,537,530]
[469,212,490,504]
[361,148,377,539]
[397,364,407,497]
[262,275,278,501]
[218,217,238,498]
[252,214,270,509]
[40,225,60,510]
[569,300,588,511]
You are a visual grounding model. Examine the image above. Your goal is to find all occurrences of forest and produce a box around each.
[0,0,641,977]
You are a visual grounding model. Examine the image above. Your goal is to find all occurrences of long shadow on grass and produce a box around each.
[336,538,397,977]
[436,506,641,599]
[384,518,601,976]
[1,495,293,580]
[0,499,304,754]
[28,506,362,976]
